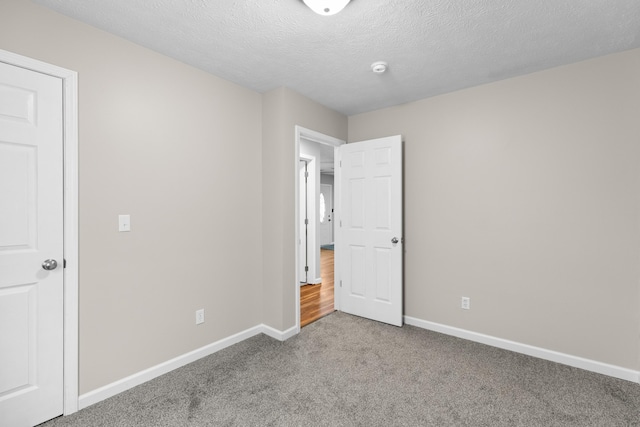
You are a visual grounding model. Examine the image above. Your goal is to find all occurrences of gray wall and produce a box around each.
[349,49,640,370]
[320,174,334,186]
[1,0,263,393]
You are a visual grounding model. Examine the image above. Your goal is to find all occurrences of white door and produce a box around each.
[338,135,403,326]
[319,184,333,245]
[0,61,64,426]
[299,160,308,283]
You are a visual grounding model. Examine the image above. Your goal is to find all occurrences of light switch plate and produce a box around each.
[195,309,205,325]
[118,215,131,232]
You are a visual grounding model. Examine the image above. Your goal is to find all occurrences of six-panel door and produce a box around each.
[0,61,64,427]
[338,135,403,326]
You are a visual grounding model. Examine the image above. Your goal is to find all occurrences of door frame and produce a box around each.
[294,126,344,331]
[299,152,320,285]
[0,49,79,415]
[299,159,308,284]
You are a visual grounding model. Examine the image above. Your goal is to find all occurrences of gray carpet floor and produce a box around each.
[42,312,640,426]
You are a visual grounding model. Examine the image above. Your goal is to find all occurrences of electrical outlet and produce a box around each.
[195,309,205,325]
[461,297,470,310]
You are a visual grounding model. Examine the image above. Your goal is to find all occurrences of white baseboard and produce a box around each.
[262,324,299,341]
[404,316,640,384]
[78,323,297,410]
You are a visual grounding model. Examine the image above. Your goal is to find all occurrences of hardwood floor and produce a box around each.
[300,248,335,327]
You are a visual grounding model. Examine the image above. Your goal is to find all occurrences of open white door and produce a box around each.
[0,61,64,425]
[338,135,403,326]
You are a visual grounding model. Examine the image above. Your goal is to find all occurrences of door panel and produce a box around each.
[0,61,64,427]
[374,247,391,301]
[0,144,36,248]
[349,245,366,297]
[338,135,403,326]
[0,285,36,393]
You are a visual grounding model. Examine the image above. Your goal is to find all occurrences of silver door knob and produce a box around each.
[391,237,399,244]
[42,259,58,270]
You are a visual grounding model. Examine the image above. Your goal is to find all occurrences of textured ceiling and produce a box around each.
[35,0,640,116]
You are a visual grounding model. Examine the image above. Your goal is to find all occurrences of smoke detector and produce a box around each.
[371,61,388,74]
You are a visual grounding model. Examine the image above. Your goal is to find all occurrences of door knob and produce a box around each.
[42,259,58,271]
[391,237,399,244]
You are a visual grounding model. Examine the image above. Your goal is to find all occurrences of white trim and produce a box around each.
[0,50,80,415]
[296,126,344,147]
[404,316,640,384]
[294,126,345,332]
[261,324,298,341]
[79,324,294,409]
[333,145,342,312]
[299,152,319,286]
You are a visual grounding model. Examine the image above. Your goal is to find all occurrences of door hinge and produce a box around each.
[63,259,66,268]
[305,266,309,272]
[340,280,343,288]
[305,171,309,179]
[305,218,309,225]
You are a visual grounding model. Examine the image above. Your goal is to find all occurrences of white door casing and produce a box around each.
[338,135,403,326]
[294,126,345,330]
[0,61,65,426]
[299,146,320,285]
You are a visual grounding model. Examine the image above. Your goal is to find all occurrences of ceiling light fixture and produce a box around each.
[303,0,351,16]
[371,61,388,74]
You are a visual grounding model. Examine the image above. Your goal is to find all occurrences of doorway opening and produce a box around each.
[294,126,345,330]
[300,246,335,327]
